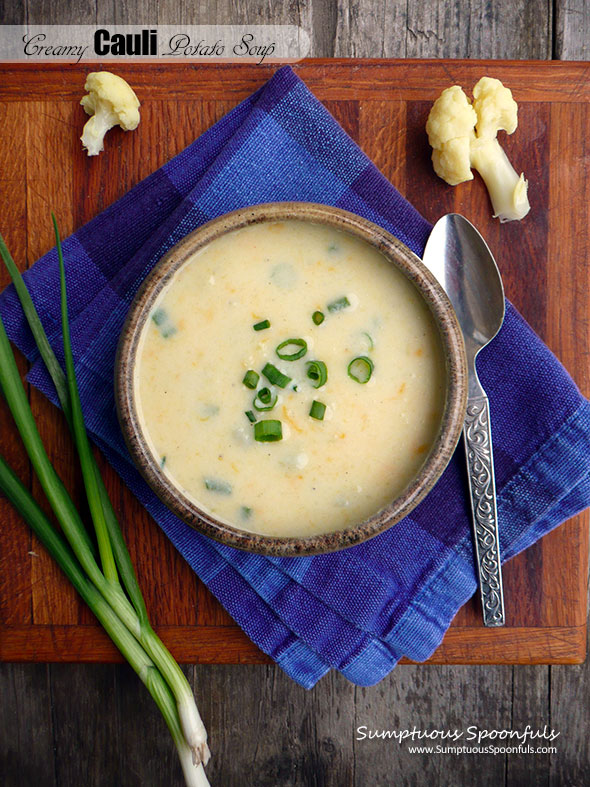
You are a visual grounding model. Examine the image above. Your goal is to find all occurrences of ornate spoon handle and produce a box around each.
[463,394,506,627]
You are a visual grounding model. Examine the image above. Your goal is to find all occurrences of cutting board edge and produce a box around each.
[0,59,589,103]
[1,623,585,666]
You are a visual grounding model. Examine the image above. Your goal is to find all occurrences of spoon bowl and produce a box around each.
[424,214,505,394]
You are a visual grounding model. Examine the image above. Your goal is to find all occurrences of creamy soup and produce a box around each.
[135,220,446,537]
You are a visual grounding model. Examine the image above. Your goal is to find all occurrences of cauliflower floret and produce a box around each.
[432,137,473,186]
[472,76,518,138]
[80,72,140,157]
[426,86,477,185]
[426,77,530,222]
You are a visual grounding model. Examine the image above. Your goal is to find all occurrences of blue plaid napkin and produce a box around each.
[2,66,590,688]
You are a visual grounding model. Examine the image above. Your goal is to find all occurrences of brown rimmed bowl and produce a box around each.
[116,202,467,556]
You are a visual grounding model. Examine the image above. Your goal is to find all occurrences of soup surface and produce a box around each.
[135,220,446,537]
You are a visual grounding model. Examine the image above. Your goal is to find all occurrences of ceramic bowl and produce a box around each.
[116,203,467,556]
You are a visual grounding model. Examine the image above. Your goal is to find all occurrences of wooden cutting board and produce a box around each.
[0,60,588,666]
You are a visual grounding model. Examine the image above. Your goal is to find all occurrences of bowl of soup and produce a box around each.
[116,203,467,555]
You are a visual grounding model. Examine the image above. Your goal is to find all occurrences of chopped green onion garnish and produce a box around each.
[253,387,278,412]
[348,355,374,384]
[261,362,291,388]
[245,410,257,423]
[312,311,325,325]
[204,478,232,494]
[242,369,259,389]
[254,420,283,442]
[306,360,328,389]
[253,319,271,331]
[276,338,307,361]
[151,308,167,326]
[151,308,177,338]
[240,506,253,519]
[327,296,350,313]
[363,332,374,351]
[309,400,326,420]
[160,456,167,469]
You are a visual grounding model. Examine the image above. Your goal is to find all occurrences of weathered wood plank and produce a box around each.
[353,665,512,785]
[309,0,339,58]
[158,0,320,57]
[116,662,188,785]
[550,629,590,785]
[555,0,590,60]
[97,0,158,25]
[406,0,552,59]
[0,0,25,23]
[199,665,356,786]
[0,663,56,787]
[25,0,97,24]
[334,0,407,58]
[507,666,551,787]
[49,664,121,786]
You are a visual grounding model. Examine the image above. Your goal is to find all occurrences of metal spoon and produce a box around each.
[423,214,506,627]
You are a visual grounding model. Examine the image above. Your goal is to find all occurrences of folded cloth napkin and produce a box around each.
[2,66,590,688]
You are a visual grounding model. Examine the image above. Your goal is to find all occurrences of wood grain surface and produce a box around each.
[2,2,590,786]
[0,59,588,669]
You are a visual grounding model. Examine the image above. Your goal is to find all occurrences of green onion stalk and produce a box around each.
[0,225,210,785]
[0,457,209,787]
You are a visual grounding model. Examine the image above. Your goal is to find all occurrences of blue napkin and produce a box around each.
[2,66,589,688]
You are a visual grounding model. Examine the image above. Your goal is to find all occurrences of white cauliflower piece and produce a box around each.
[472,76,518,138]
[426,77,530,222]
[426,85,477,185]
[80,72,140,157]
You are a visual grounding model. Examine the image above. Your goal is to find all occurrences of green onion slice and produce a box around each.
[254,420,283,442]
[348,355,374,384]
[306,360,328,389]
[253,387,278,412]
[204,478,232,494]
[151,308,176,338]
[309,400,326,421]
[242,370,259,389]
[261,362,291,388]
[276,338,307,361]
[327,296,350,313]
[253,319,271,331]
[363,332,374,351]
[312,311,325,325]
[245,410,257,423]
[240,506,253,519]
[152,308,167,326]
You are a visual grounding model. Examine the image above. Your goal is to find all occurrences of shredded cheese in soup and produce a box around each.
[135,220,446,537]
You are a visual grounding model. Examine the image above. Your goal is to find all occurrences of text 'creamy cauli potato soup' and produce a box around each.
[135,220,446,537]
